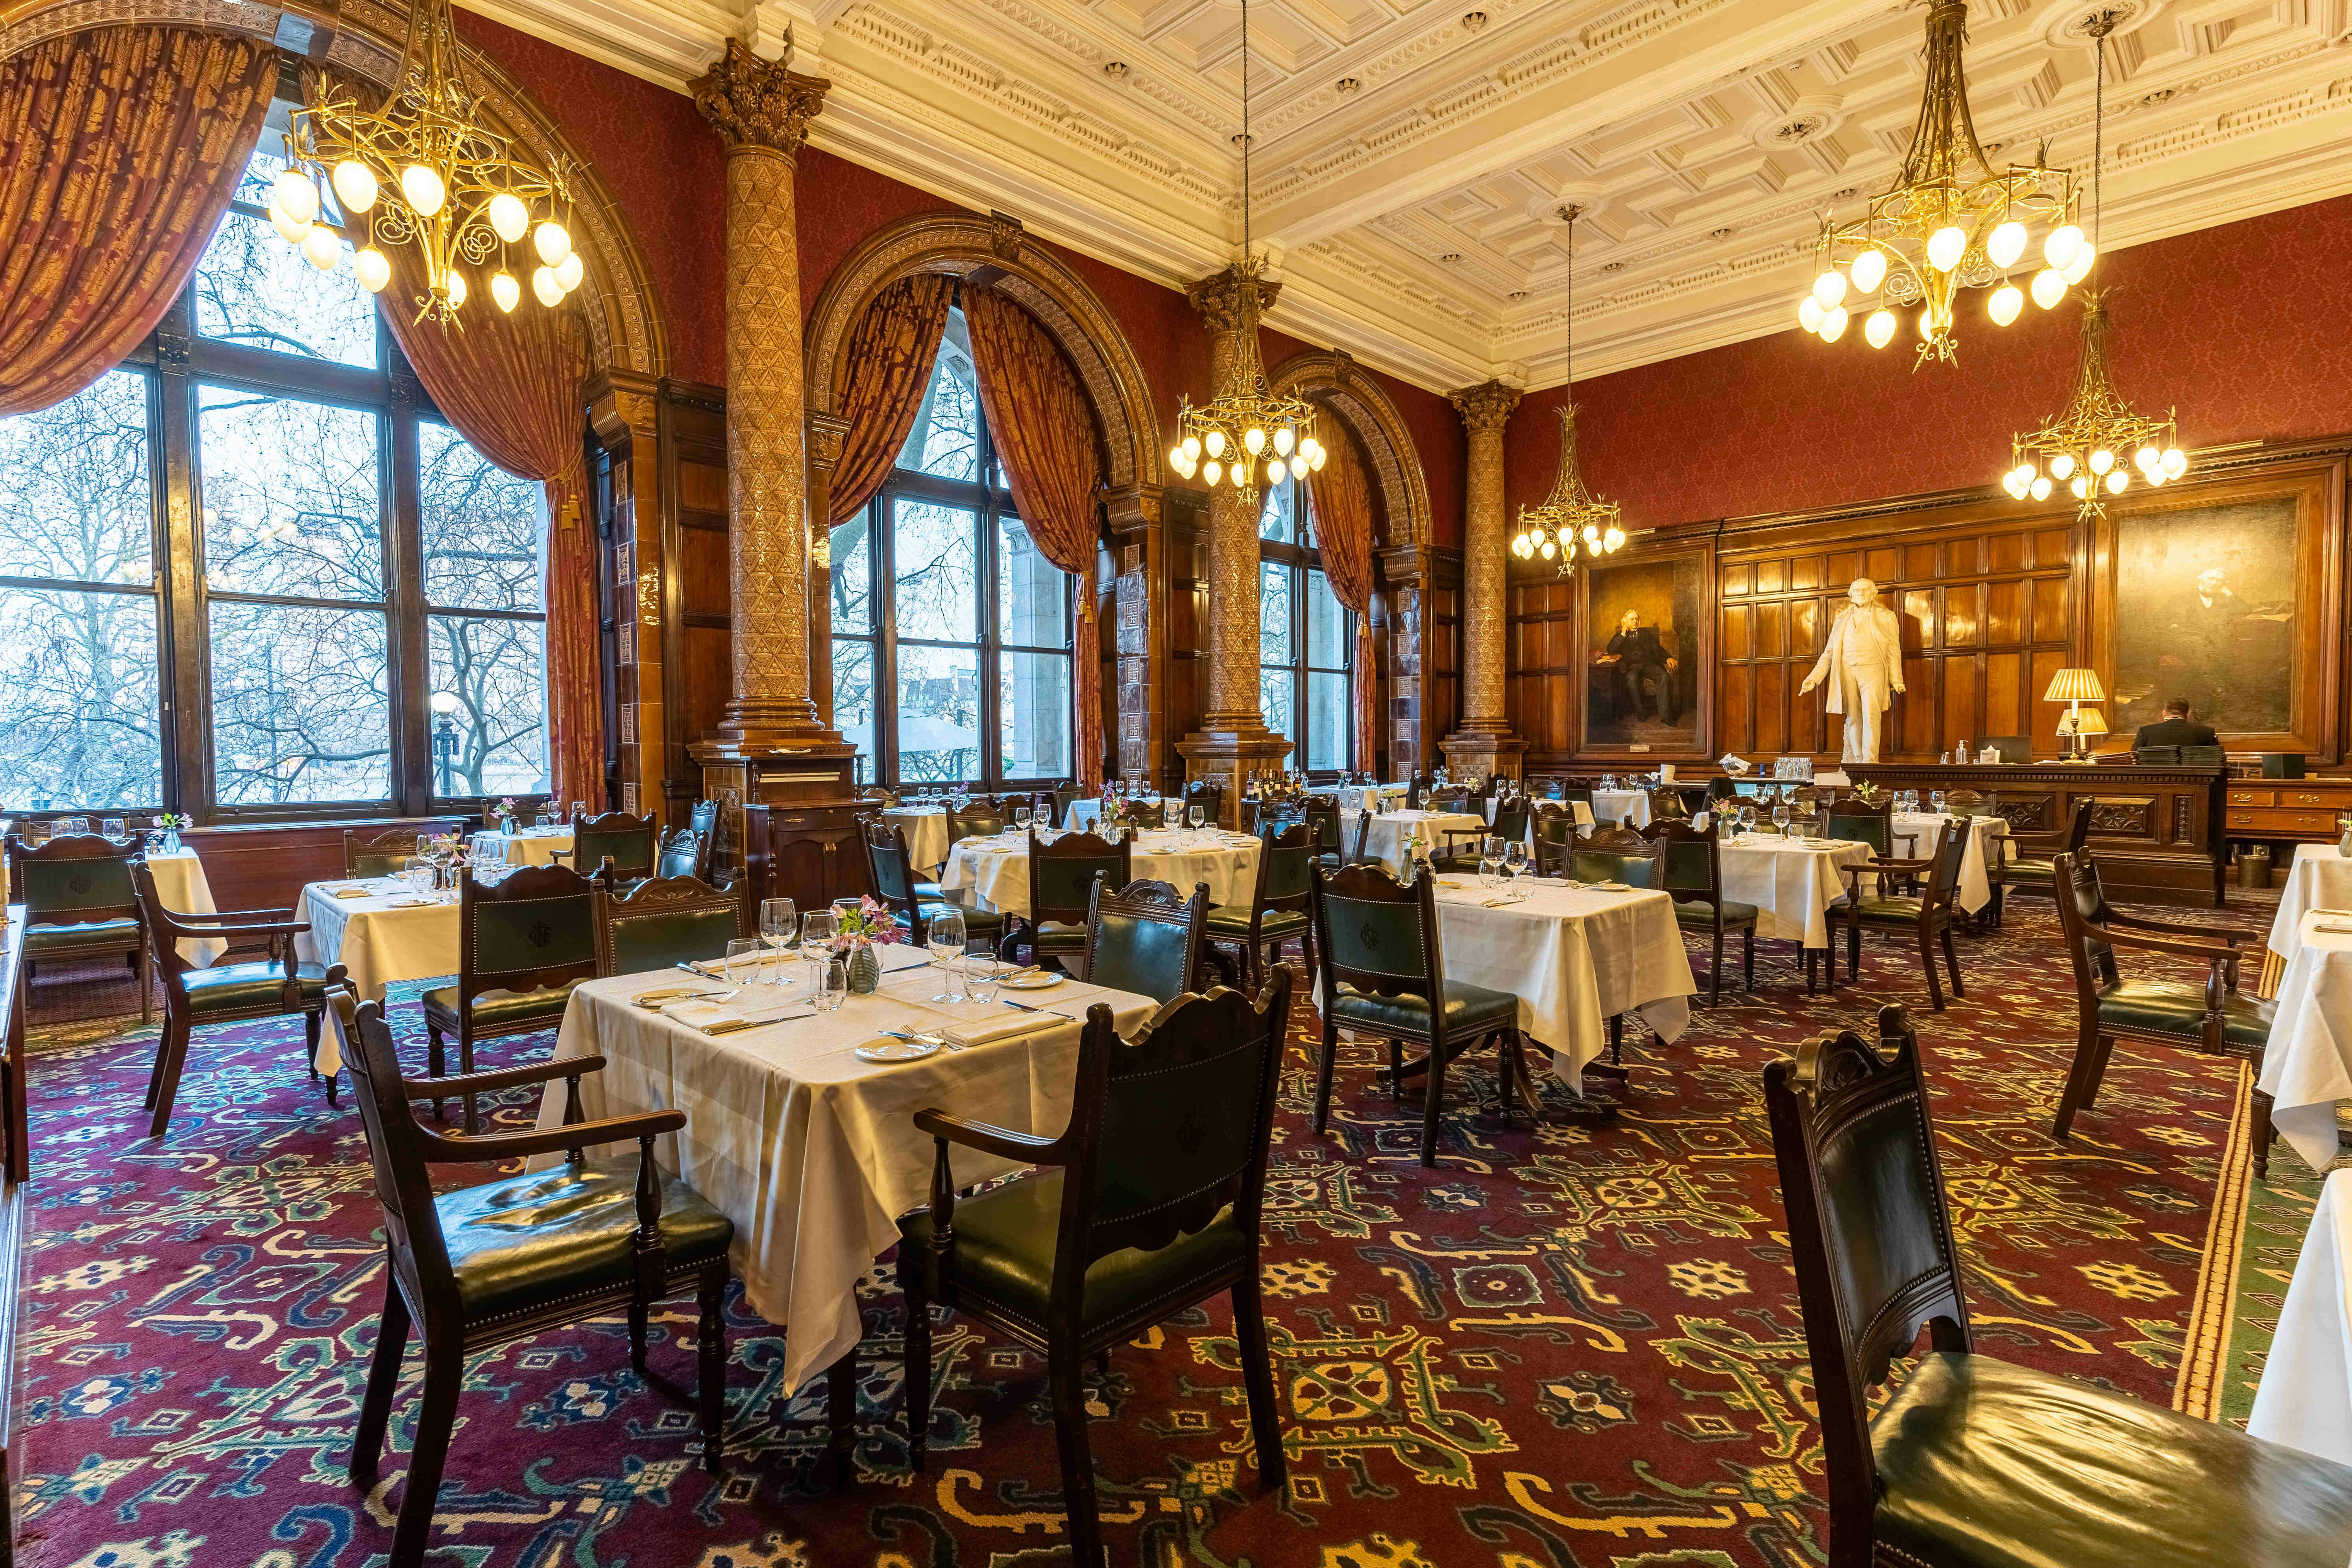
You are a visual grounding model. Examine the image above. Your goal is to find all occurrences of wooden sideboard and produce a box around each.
[740,802,871,915]
[1846,762,2228,905]
[2224,779,2352,842]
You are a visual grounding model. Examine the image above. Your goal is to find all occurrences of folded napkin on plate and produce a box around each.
[942,1010,1070,1047]
[2314,922,2352,936]
[329,885,375,899]
[660,995,812,1033]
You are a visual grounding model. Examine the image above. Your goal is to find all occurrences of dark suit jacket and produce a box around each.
[1607,628,1672,667]
[2132,717,2220,748]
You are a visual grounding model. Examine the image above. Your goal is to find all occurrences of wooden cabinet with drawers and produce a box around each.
[2225,779,2352,841]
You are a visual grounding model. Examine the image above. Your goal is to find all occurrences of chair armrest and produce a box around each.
[400,1056,608,1100]
[2088,923,2242,968]
[409,1108,685,1163]
[2000,829,2070,857]
[198,905,301,924]
[912,1106,1066,1164]
[2106,908,2245,945]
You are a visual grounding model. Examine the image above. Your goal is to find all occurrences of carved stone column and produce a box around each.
[1174,265,1292,822]
[1442,378,1527,784]
[688,38,855,855]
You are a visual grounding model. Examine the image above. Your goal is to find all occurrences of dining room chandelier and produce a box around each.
[1165,0,1323,502]
[2001,15,2184,517]
[266,0,582,324]
[1511,206,1623,573]
[1796,0,2088,366]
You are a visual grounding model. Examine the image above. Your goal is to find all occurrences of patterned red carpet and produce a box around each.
[11,893,2264,1568]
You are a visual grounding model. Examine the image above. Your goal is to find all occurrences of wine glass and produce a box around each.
[1502,842,1530,898]
[1772,800,1792,837]
[1930,789,1948,816]
[760,898,798,967]
[927,911,967,1003]
[1188,803,1206,843]
[1479,835,1505,890]
[1014,805,1033,837]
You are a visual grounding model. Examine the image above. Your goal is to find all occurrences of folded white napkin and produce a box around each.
[661,994,811,1032]
[942,1009,1068,1047]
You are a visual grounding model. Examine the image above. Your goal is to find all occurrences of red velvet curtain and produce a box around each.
[1307,425,1380,769]
[0,26,272,416]
[963,286,1106,791]
[827,274,955,524]
[378,204,595,807]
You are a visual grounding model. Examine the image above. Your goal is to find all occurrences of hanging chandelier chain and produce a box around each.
[1508,203,1624,576]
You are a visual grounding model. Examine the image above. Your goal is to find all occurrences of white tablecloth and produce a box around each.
[293,879,457,1006]
[880,809,951,876]
[1718,837,1876,948]
[469,827,575,868]
[2271,845,2352,964]
[144,848,224,967]
[536,944,1158,1396]
[939,827,1260,918]
[2260,909,2352,1172]
[1591,789,1651,829]
[1337,809,1488,875]
[1066,798,1182,833]
[1421,878,1694,1089]
[2249,1167,2352,1463]
[1886,812,2007,916]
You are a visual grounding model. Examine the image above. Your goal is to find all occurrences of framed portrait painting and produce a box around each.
[1580,544,1712,754]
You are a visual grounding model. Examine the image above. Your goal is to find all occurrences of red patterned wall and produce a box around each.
[1509,194,2352,530]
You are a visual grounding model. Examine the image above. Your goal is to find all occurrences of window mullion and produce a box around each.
[387,393,429,813]
[157,331,212,822]
[876,491,898,787]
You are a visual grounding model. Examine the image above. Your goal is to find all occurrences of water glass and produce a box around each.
[760,897,798,960]
[1479,836,1505,889]
[814,958,849,1013]
[101,817,126,842]
[61,816,89,837]
[965,958,1004,1005]
[928,911,967,1002]
[723,937,766,998]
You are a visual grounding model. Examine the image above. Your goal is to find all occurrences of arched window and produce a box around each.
[1259,475,1353,777]
[0,138,549,817]
[829,305,1076,787]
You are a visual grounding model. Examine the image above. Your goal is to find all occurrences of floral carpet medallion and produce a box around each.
[7,896,2263,1567]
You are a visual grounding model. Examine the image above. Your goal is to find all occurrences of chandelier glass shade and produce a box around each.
[1798,0,2086,366]
[2003,293,2183,517]
[271,0,580,325]
[1167,0,1319,504]
[1511,404,1624,572]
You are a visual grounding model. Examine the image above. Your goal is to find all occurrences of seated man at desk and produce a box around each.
[2132,696,2220,750]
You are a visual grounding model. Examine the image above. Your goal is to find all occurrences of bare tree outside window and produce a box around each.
[421,422,549,796]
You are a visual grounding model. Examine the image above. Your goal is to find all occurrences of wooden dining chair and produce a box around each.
[1308,861,1532,1165]
[1767,1002,2352,1568]
[1206,820,1317,993]
[1530,802,1579,877]
[1648,817,1757,1007]
[1025,829,1131,975]
[2049,850,2275,1175]
[1835,816,1971,1010]
[553,812,658,883]
[1298,793,1345,870]
[131,860,348,1137]
[653,829,703,882]
[1565,826,1665,889]
[344,820,465,879]
[1994,798,2092,919]
[861,818,1006,951]
[328,991,735,1568]
[1123,797,1168,829]
[593,874,749,977]
[1048,783,1083,828]
[945,800,1006,850]
[1477,800,1532,873]
[421,864,601,1130]
[897,983,1291,1568]
[5,831,150,1019]
[1083,877,1209,1006]
[1184,778,1225,830]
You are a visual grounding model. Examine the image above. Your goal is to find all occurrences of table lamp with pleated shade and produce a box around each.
[2045,668,2108,762]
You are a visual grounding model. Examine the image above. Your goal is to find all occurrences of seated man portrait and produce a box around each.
[2132,695,2219,749]
[1603,609,1680,725]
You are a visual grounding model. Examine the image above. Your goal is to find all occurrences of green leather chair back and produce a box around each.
[1051,786,1083,827]
[1300,795,1342,857]
[1318,883,1430,988]
[1823,806,1892,856]
[1489,803,1531,849]
[690,798,718,840]
[2054,851,2121,988]
[947,805,1004,846]
[1427,787,1475,815]
[1257,822,1316,909]
[9,835,138,923]
[1570,851,1657,887]
[1081,977,1290,1265]
[1184,781,1223,828]
[863,820,922,928]
[1030,831,1130,927]
[462,866,598,993]
[1084,879,1207,1006]
[575,814,656,880]
[1124,799,1166,829]
[656,831,701,881]
[345,820,461,879]
[1922,816,1972,907]
[1660,839,1713,894]
[597,876,747,976]
[1530,803,1578,876]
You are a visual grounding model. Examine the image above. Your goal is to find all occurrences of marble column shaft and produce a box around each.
[1186,268,1280,738]
[1450,379,1521,733]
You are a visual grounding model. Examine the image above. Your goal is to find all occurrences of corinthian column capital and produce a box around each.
[692,38,830,157]
[1450,379,1523,437]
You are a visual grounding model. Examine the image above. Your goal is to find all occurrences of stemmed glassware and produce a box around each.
[1930,789,1948,816]
[927,911,967,1003]
[760,898,798,971]
[1479,836,1506,890]
[1013,805,1033,837]
[1772,800,1793,837]
[1502,841,1530,898]
[1188,802,1206,844]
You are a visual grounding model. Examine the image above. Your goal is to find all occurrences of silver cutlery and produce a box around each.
[998,997,1044,1012]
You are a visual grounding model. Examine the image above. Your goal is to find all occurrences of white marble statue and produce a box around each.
[1798,578,1907,764]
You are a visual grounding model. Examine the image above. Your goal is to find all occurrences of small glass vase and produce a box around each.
[846,944,880,994]
[161,828,182,855]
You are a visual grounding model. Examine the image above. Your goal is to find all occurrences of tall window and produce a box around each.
[1259,476,1352,777]
[830,306,1074,787]
[0,139,550,816]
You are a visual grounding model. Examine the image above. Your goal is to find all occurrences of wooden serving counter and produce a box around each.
[1845,762,2228,906]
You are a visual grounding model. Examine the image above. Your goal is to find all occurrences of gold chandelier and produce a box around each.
[1166,0,1323,501]
[268,0,582,324]
[2002,17,2184,517]
[1511,206,1623,573]
[1798,0,2088,365]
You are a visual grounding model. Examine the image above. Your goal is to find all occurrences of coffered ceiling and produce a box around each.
[467,0,2352,394]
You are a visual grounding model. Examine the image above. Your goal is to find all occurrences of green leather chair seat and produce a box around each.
[437,1158,735,1323]
[1203,906,1310,941]
[899,1170,1245,1339]
[1672,899,1759,928]
[23,917,142,952]
[422,980,586,1032]
[2096,979,2274,1049]
[1327,980,1517,1039]
[1034,920,1087,953]
[896,903,1005,937]
[913,881,945,902]
[183,960,341,1016]
[1851,895,1935,923]
[1871,1351,2352,1568]
[2003,856,2057,884]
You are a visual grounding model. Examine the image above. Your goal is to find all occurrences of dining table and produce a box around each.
[292,876,458,1004]
[467,826,575,868]
[2263,845,2352,996]
[879,807,952,876]
[1591,789,1653,829]
[1715,833,1877,949]
[1338,808,1490,876]
[938,825,1260,918]
[532,942,1160,1402]
[144,846,226,967]
[2257,906,2352,1173]
[1888,811,2008,916]
[2248,1166,2352,1463]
